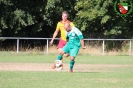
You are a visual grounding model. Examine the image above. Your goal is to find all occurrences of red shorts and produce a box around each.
[57,38,67,49]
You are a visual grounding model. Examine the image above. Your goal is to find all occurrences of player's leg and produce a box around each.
[69,56,75,73]
[57,39,67,68]
[64,53,69,57]
[69,47,79,73]
[52,49,65,69]
[52,39,66,69]
[52,43,69,69]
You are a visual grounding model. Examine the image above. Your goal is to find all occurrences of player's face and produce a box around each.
[62,13,68,21]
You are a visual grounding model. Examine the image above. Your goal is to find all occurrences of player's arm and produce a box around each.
[50,23,60,45]
[75,28,86,49]
[80,39,86,49]
[50,30,59,44]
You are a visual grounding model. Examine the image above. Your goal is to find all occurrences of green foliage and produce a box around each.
[101,15,111,24]
[0,0,132,38]
[74,0,110,30]
[74,0,133,38]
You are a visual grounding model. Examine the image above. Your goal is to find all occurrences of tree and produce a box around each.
[0,0,77,37]
[74,0,133,38]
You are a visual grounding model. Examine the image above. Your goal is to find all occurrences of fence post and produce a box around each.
[102,40,105,55]
[129,40,131,55]
[46,39,49,54]
[17,39,19,53]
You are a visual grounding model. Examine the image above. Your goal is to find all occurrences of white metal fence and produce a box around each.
[0,37,133,55]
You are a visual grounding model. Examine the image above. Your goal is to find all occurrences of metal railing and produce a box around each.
[0,37,133,55]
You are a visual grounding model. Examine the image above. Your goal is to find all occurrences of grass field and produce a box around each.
[0,52,133,88]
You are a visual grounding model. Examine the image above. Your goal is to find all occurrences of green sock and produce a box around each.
[70,60,75,70]
[57,54,62,60]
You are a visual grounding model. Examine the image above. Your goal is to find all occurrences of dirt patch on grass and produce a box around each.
[0,62,133,72]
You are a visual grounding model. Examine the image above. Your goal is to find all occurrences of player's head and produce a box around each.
[62,11,69,21]
[64,23,71,32]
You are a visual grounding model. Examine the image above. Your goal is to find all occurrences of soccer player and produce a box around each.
[50,11,74,69]
[55,23,86,73]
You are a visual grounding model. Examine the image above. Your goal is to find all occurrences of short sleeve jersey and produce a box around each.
[56,20,74,41]
[67,27,83,47]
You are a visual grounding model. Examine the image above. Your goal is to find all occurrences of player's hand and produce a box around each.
[82,46,86,49]
[50,40,53,45]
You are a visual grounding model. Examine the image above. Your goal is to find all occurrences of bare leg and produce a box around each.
[64,53,69,57]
